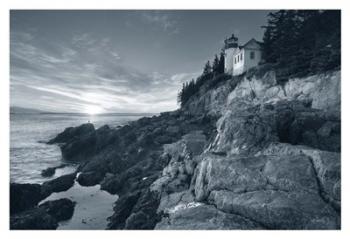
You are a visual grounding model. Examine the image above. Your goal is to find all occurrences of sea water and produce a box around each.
[10,112,149,229]
[10,113,147,184]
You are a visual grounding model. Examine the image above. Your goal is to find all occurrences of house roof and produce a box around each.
[241,38,262,49]
[234,38,262,52]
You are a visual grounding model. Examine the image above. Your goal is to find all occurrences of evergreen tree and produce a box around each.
[261,25,273,63]
[261,10,340,78]
[203,61,212,75]
[212,54,220,74]
[218,50,225,74]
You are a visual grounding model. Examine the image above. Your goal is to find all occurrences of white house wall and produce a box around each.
[233,50,245,76]
[225,39,262,76]
[243,48,262,72]
[224,48,235,74]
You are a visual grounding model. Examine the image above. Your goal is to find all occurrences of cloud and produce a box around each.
[10,29,198,113]
[72,33,96,47]
[111,51,121,60]
[141,11,179,35]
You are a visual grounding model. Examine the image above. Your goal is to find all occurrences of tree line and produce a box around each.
[177,51,225,107]
[262,10,340,80]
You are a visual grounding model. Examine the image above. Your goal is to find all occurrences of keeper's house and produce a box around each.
[224,34,262,76]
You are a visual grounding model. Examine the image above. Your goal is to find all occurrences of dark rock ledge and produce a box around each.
[10,198,76,230]
[10,173,77,229]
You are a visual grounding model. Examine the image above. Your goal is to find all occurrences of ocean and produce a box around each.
[10,112,150,229]
[10,113,148,184]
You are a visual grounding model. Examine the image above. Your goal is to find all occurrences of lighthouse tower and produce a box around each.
[224,34,239,74]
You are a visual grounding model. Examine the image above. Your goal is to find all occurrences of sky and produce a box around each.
[10,10,270,114]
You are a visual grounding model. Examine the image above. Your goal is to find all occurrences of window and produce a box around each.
[240,53,243,61]
[250,51,255,59]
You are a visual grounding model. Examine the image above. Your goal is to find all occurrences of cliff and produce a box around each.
[10,69,340,229]
[155,69,340,229]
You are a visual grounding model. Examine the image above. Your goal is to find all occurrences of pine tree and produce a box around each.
[218,50,225,74]
[212,55,220,74]
[203,61,212,75]
[261,10,340,78]
[261,25,274,63]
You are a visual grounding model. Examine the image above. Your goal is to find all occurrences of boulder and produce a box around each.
[10,198,76,230]
[123,190,161,230]
[60,133,97,161]
[10,208,58,230]
[10,183,45,215]
[95,125,116,150]
[48,123,95,144]
[41,173,77,198]
[41,164,66,177]
[108,189,161,230]
[77,171,105,187]
[210,101,278,155]
[39,198,76,221]
[47,123,117,162]
[194,154,269,201]
[284,70,340,112]
[107,192,141,229]
[100,174,123,195]
[41,167,56,177]
[151,131,207,194]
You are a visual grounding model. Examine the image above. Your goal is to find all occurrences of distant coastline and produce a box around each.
[10,106,157,116]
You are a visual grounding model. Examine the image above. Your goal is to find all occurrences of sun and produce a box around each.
[83,105,104,115]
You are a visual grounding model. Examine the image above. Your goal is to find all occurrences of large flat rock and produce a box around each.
[192,149,340,229]
[155,203,263,230]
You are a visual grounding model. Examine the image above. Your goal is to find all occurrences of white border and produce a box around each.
[1,0,348,238]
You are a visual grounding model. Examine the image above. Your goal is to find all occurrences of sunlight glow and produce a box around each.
[83,105,105,115]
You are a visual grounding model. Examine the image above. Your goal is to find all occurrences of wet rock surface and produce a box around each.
[107,192,141,229]
[10,207,58,230]
[77,171,105,186]
[41,173,77,198]
[39,198,76,221]
[10,176,77,229]
[10,183,45,215]
[41,164,67,177]
[11,198,76,230]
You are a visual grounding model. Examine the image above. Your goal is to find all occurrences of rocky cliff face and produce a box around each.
[154,70,340,229]
[12,69,340,230]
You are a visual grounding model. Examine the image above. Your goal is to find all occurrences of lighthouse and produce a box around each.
[224,34,239,75]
